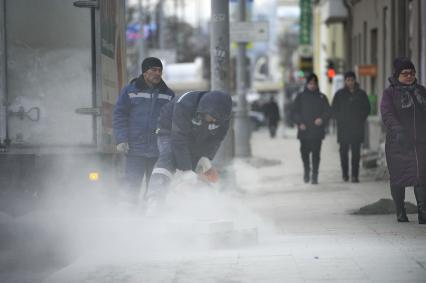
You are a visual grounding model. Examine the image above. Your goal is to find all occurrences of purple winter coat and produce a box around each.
[380,78,426,187]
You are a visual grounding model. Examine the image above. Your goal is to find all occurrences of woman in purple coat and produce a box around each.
[381,57,426,224]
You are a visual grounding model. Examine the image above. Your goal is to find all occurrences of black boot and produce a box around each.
[390,185,409,222]
[311,173,318,185]
[311,163,319,185]
[311,144,320,185]
[301,145,310,184]
[303,168,310,183]
[414,186,426,224]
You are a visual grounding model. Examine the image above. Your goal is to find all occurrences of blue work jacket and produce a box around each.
[113,76,174,157]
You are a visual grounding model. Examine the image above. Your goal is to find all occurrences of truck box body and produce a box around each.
[0,0,126,208]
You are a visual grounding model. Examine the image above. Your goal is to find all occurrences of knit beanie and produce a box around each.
[393,57,415,78]
[141,57,163,73]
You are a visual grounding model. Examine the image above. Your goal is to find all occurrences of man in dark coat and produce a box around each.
[263,96,280,138]
[292,74,331,184]
[113,57,175,204]
[381,57,426,224]
[145,90,232,215]
[332,71,370,183]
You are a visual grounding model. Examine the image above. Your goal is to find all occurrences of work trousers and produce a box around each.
[125,155,157,198]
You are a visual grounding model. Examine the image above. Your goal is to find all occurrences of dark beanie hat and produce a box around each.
[393,56,415,78]
[344,71,356,80]
[141,57,163,73]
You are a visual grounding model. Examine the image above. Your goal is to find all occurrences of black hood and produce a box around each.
[197,91,232,122]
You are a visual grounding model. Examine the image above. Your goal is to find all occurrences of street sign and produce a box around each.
[230,21,269,42]
[356,64,378,77]
[298,44,313,58]
[299,0,312,45]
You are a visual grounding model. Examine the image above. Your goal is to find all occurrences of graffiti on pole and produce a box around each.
[214,36,228,82]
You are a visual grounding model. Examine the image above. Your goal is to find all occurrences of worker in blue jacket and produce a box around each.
[145,90,232,215]
[113,57,174,204]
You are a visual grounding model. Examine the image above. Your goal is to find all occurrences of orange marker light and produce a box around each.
[89,172,100,181]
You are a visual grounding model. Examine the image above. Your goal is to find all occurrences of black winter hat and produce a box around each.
[344,71,356,80]
[393,56,415,78]
[141,57,163,73]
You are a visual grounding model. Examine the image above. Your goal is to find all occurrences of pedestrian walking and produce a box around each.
[381,57,426,224]
[292,74,331,184]
[263,96,280,138]
[113,57,175,205]
[331,71,371,183]
[145,90,232,216]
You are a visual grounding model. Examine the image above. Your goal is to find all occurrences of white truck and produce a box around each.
[0,0,127,214]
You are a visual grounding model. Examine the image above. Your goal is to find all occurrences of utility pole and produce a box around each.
[158,0,165,49]
[234,0,251,157]
[210,0,233,165]
[210,0,230,92]
[138,0,147,63]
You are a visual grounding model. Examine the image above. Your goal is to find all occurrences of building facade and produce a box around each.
[313,0,347,100]
[348,0,426,150]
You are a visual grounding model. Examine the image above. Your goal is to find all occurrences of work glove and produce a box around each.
[195,157,212,173]
[116,142,129,154]
[196,157,219,183]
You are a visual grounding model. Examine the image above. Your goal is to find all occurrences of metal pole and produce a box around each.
[210,0,233,165]
[158,0,165,49]
[210,0,230,92]
[138,0,147,64]
[234,0,251,157]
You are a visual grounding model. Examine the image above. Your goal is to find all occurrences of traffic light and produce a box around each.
[327,60,335,83]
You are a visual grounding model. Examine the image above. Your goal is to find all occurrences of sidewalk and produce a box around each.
[10,127,426,283]
[236,127,426,282]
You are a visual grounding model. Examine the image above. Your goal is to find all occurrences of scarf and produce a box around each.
[389,77,426,110]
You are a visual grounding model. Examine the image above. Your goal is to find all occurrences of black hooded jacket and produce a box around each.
[292,87,331,140]
[157,91,232,171]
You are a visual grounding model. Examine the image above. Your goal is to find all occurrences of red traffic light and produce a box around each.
[327,68,336,78]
